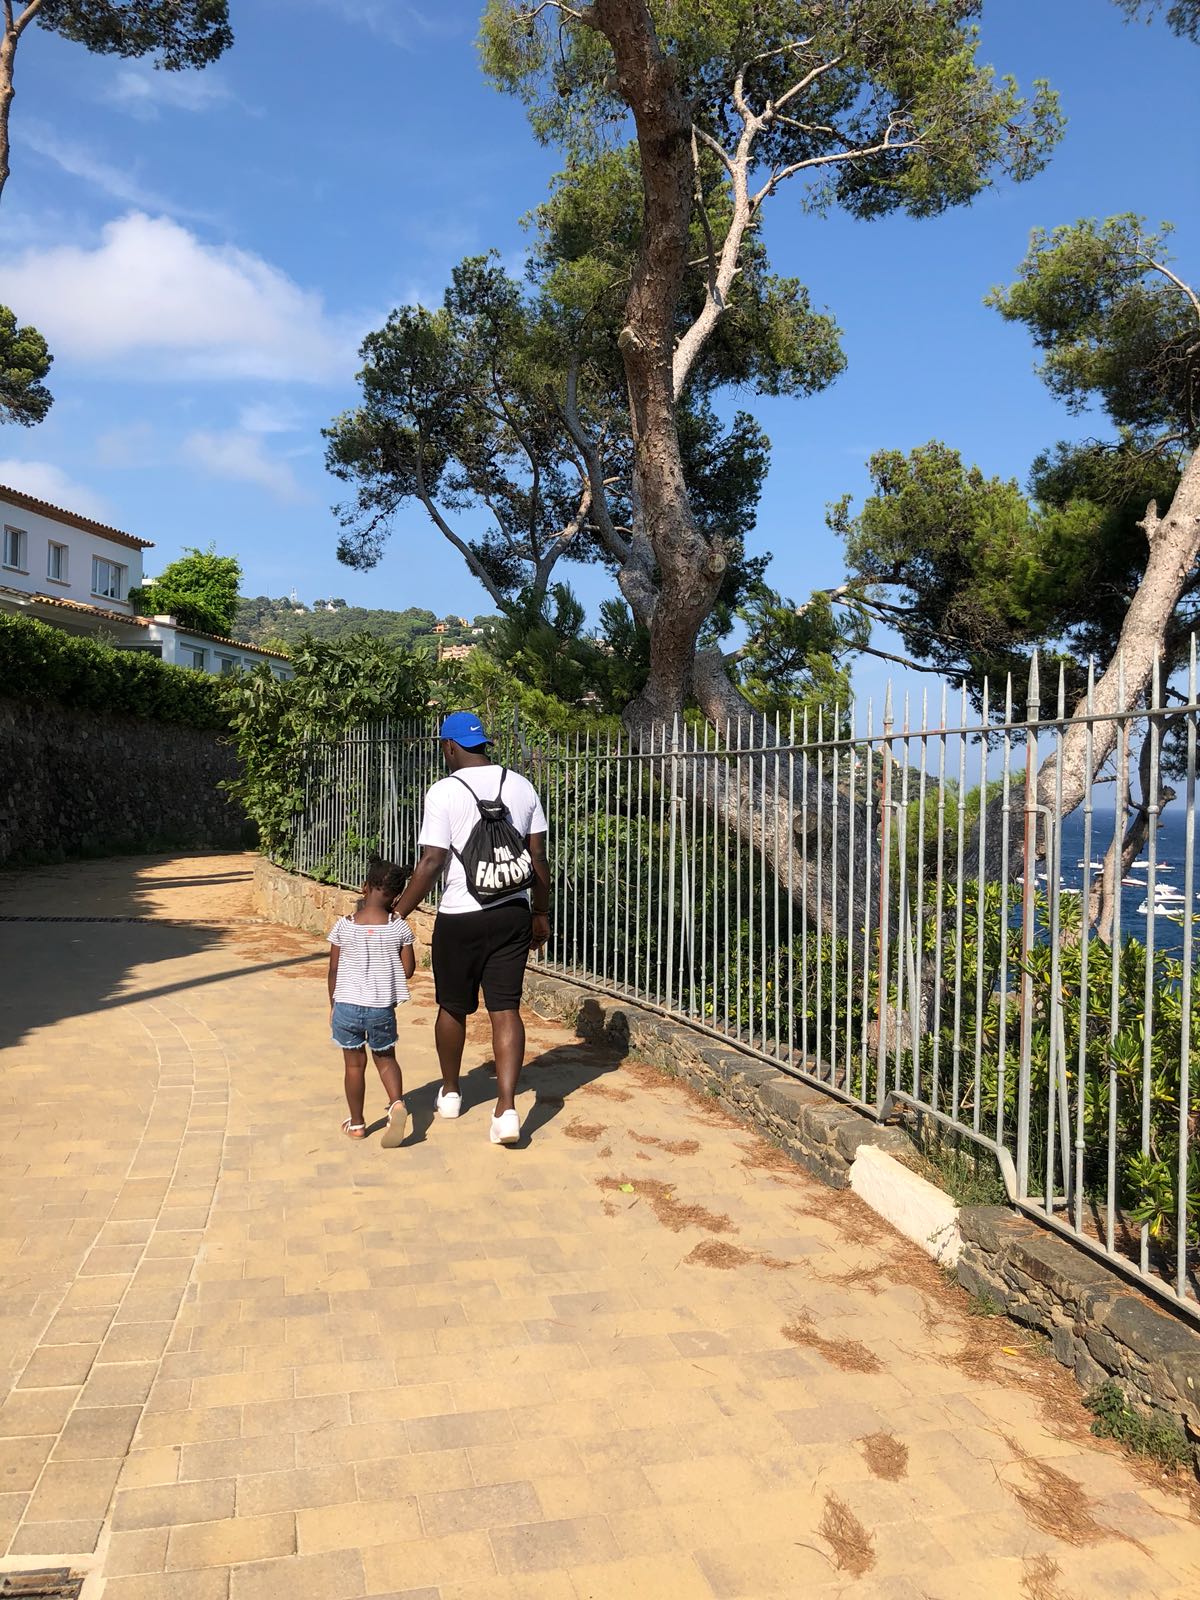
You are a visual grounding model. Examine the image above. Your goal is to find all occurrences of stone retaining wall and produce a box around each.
[522,970,911,1185]
[956,1207,1199,1462]
[0,697,245,867]
[256,860,1200,1471]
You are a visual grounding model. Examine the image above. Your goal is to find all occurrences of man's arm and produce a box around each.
[528,830,550,950]
[393,846,447,922]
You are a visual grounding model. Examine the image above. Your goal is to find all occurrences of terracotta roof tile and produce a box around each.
[0,483,154,550]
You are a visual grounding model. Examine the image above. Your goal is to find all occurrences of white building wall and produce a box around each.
[0,497,146,611]
[145,619,291,679]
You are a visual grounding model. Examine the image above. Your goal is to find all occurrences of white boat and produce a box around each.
[1077,859,1104,870]
[1136,884,1188,914]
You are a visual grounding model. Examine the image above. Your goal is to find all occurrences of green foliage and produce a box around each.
[0,304,52,426]
[1113,0,1200,42]
[331,3,1060,710]
[966,1291,1004,1317]
[430,634,621,740]
[909,1126,1010,1205]
[905,874,1200,1258]
[733,585,867,724]
[987,216,1198,443]
[1084,1381,1193,1468]
[233,596,489,655]
[830,209,1199,710]
[131,546,241,636]
[325,252,776,622]
[35,1,233,68]
[326,256,599,590]
[0,611,227,728]
[829,439,1186,706]
[223,633,435,860]
[482,0,1061,214]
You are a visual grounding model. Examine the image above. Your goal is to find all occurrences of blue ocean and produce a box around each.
[1052,805,1197,960]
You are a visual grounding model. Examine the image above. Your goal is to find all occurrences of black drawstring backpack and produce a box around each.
[450,769,536,904]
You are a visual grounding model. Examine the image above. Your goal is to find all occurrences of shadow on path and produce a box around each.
[379,998,631,1149]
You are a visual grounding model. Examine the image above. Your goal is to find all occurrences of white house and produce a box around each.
[0,483,291,679]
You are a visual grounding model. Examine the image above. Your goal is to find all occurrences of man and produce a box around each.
[393,711,550,1145]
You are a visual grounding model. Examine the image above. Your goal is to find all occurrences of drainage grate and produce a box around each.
[0,1573,84,1599]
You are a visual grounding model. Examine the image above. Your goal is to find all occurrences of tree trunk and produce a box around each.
[971,449,1200,885]
[0,30,17,207]
[688,645,869,940]
[1036,448,1200,814]
[591,0,726,730]
[1092,724,1176,944]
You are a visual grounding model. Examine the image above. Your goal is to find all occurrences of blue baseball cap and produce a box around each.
[439,711,492,749]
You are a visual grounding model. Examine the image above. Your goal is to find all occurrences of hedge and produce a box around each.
[0,611,230,730]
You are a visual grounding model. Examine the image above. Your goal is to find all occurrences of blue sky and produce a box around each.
[0,0,1196,706]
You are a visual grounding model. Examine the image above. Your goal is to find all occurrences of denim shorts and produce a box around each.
[331,1002,398,1052]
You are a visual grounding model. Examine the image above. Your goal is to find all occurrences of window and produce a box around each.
[183,646,207,671]
[217,654,240,676]
[91,556,126,601]
[3,526,27,571]
[47,541,68,582]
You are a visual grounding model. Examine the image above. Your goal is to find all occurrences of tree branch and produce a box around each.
[12,0,47,38]
[692,124,735,176]
[768,53,845,115]
[534,478,592,593]
[752,127,921,210]
[691,127,720,303]
[557,355,629,567]
[488,356,544,551]
[1136,247,1200,326]
[522,0,586,21]
[412,432,510,611]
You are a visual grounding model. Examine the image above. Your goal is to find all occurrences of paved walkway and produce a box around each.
[0,854,1197,1600]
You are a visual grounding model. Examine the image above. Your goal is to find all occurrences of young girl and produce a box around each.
[327,859,416,1145]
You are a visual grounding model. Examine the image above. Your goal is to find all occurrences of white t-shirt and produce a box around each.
[419,764,548,915]
[328,916,414,1006]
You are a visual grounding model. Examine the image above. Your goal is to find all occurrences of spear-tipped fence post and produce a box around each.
[1017,652,1041,1199]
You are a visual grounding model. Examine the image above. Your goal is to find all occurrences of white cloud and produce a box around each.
[238,401,304,435]
[0,213,359,382]
[19,123,214,223]
[305,0,463,45]
[102,66,235,119]
[0,460,112,521]
[183,429,308,503]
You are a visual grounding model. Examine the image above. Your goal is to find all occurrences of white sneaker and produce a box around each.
[490,1107,521,1145]
[436,1087,462,1119]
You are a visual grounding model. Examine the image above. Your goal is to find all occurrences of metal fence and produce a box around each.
[286,661,1199,1317]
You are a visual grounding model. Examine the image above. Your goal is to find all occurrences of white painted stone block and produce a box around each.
[850,1144,962,1267]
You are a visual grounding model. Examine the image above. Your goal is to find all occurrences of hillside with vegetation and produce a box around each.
[232,596,494,654]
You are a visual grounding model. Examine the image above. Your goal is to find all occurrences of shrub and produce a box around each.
[0,611,228,729]
[1083,1381,1192,1469]
[223,632,436,860]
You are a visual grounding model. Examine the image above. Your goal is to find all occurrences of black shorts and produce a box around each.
[432,901,532,1016]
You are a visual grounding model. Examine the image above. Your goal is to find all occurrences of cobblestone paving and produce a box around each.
[0,855,1197,1599]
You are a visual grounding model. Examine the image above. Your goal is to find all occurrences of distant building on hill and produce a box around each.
[437,641,477,663]
[0,484,291,679]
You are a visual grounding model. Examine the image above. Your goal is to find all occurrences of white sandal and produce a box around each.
[341,1118,366,1140]
[380,1098,408,1149]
